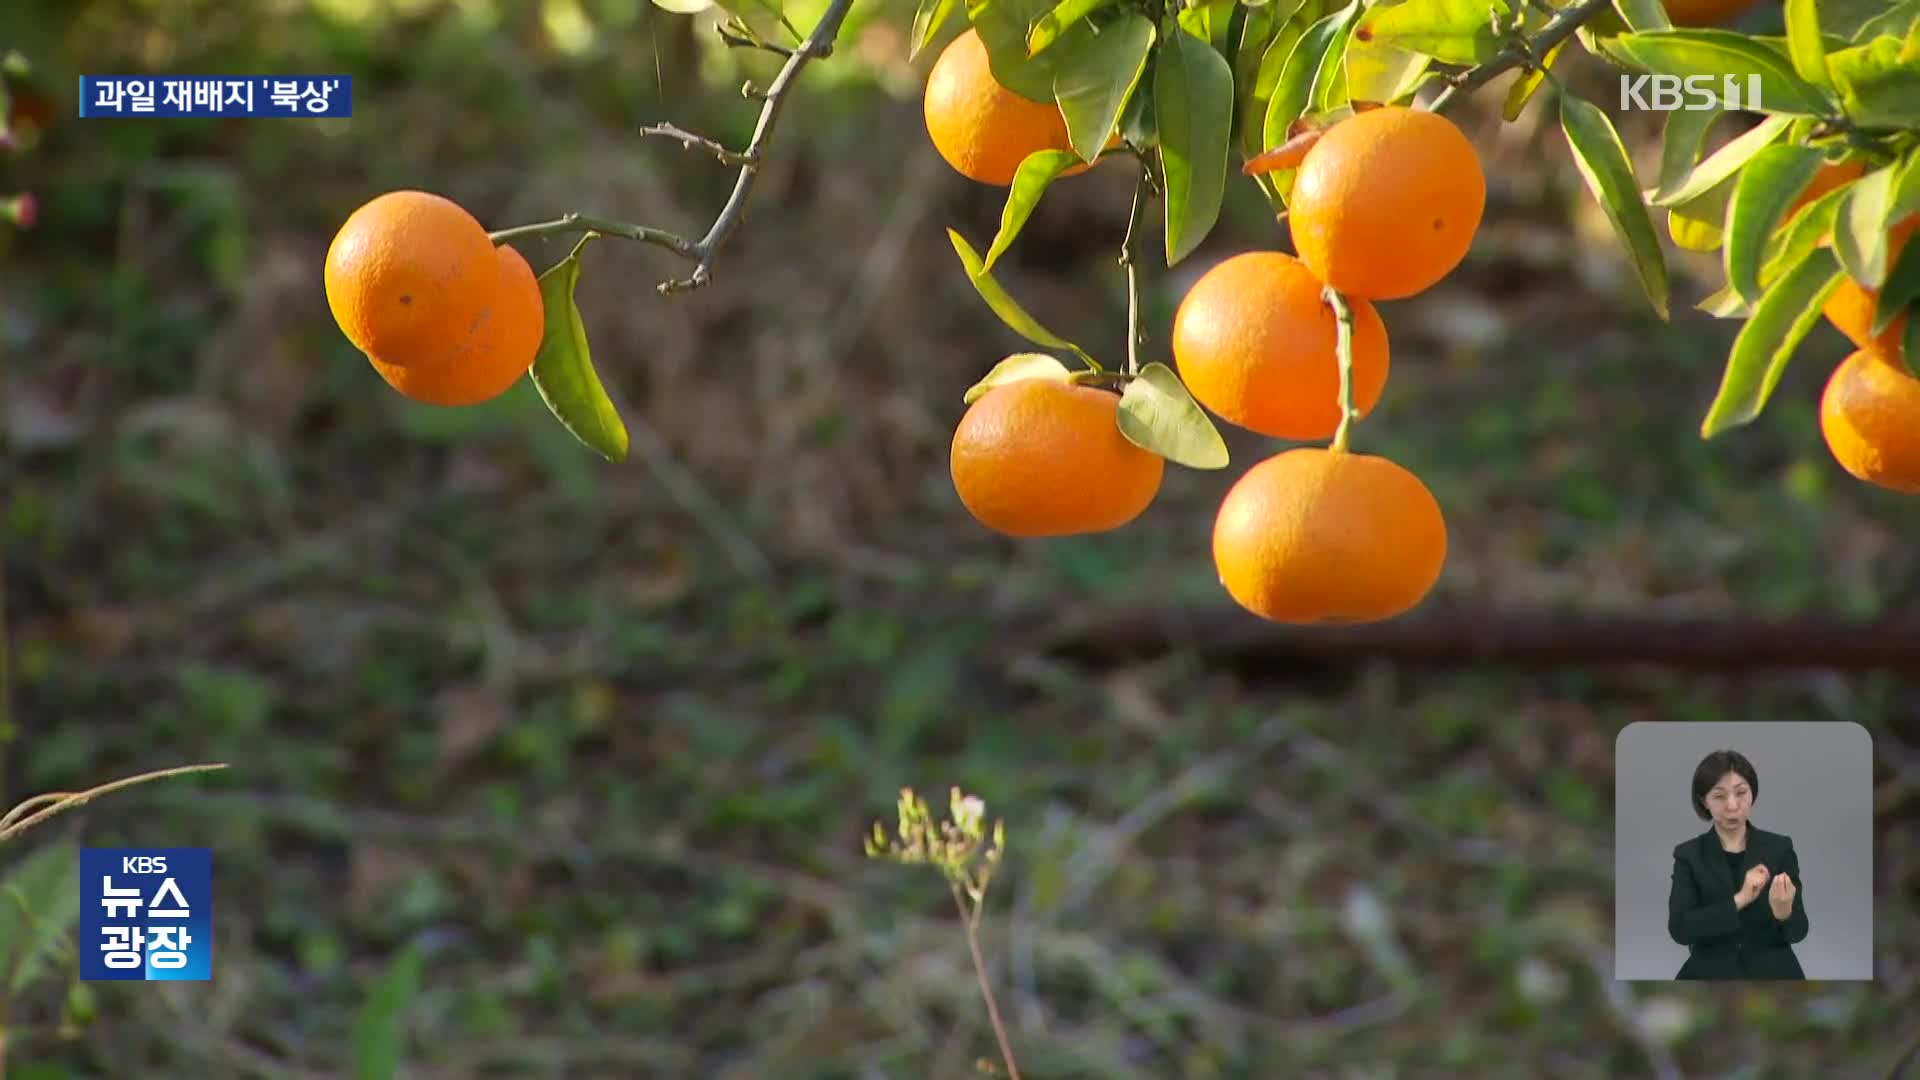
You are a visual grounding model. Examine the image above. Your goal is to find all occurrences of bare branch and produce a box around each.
[478,0,856,294]
[662,0,856,293]
[717,24,794,56]
[639,122,758,168]
[1119,163,1151,378]
[0,763,229,845]
[487,212,698,257]
[1426,0,1613,113]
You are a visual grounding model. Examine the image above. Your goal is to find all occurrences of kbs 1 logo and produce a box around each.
[79,848,212,981]
[1620,74,1765,112]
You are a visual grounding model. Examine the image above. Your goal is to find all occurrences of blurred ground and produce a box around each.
[2,1,1918,1077]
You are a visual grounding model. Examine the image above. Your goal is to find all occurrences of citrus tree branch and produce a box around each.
[486,213,699,255]
[1425,0,1615,114]
[0,764,229,845]
[1119,161,1153,378]
[672,0,854,293]
[1326,286,1359,453]
[483,0,858,294]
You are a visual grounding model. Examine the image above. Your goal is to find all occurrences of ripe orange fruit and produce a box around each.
[1661,0,1761,27]
[924,29,1088,187]
[1287,105,1486,301]
[1823,214,1920,355]
[325,190,499,365]
[365,243,546,407]
[1819,348,1920,494]
[1213,447,1447,623]
[950,378,1165,536]
[1171,250,1390,441]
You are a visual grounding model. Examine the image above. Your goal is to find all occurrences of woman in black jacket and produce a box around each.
[1666,749,1809,979]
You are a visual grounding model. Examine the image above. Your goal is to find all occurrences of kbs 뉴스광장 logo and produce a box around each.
[78,848,212,981]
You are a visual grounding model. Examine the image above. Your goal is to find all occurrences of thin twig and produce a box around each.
[1119,162,1151,378]
[664,0,854,293]
[0,763,228,845]
[952,882,1021,1080]
[488,0,857,292]
[486,212,697,256]
[717,25,794,56]
[1325,286,1358,453]
[639,122,759,168]
[1425,0,1614,114]
[0,792,65,833]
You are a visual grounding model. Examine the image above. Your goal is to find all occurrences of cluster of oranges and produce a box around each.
[927,18,1482,625]
[1817,203,1920,494]
[1186,105,1480,624]
[324,190,544,407]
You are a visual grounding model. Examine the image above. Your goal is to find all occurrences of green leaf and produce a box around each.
[1600,30,1835,115]
[1699,245,1844,439]
[1827,35,1920,128]
[969,0,1060,102]
[1849,0,1920,41]
[1723,142,1826,305]
[910,0,961,60]
[1611,0,1672,32]
[1903,310,1920,378]
[714,0,798,42]
[1502,37,1567,121]
[1891,151,1920,220]
[1310,4,1369,113]
[1833,162,1899,289]
[1263,4,1359,153]
[1242,8,1308,156]
[351,942,426,1080]
[948,228,1094,361]
[1233,5,1279,154]
[1052,14,1154,162]
[1560,92,1670,320]
[1758,182,1851,286]
[1576,4,1634,60]
[1120,64,1158,149]
[1177,0,1235,48]
[963,352,1073,403]
[0,839,80,993]
[530,241,629,463]
[1649,114,1790,208]
[1784,0,1830,86]
[1155,26,1235,267]
[1697,282,1750,319]
[1026,0,1118,56]
[1668,175,1732,252]
[985,149,1082,270]
[1114,362,1230,469]
[1343,29,1430,105]
[1652,105,1723,203]
[1872,238,1920,336]
[1354,0,1510,65]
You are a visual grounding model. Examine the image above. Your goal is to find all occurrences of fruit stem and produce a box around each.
[1327,285,1357,454]
[1120,161,1152,378]
[1424,0,1611,114]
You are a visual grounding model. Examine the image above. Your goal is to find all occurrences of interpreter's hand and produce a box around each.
[1769,872,1797,920]
[1736,863,1771,909]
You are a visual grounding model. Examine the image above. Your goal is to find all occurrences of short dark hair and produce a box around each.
[1691,749,1758,820]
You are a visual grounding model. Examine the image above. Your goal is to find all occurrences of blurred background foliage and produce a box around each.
[1,0,1918,1076]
